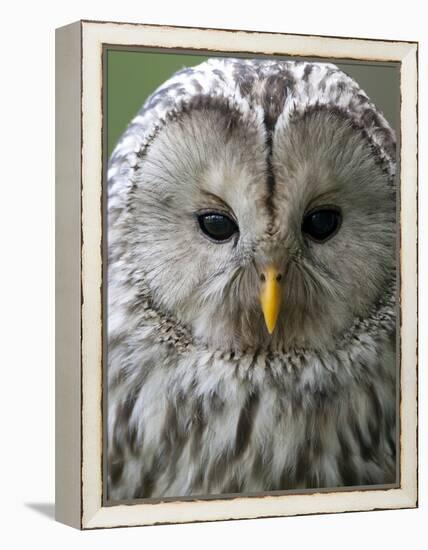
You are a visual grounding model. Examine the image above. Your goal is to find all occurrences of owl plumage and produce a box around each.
[107,58,397,500]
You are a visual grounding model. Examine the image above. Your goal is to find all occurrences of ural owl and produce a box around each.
[107,58,397,500]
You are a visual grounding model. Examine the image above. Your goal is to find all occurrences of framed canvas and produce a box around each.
[55,20,418,530]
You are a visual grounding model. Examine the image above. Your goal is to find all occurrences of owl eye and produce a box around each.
[197,212,238,242]
[302,207,342,243]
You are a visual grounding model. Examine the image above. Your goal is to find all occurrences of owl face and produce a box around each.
[118,62,396,352]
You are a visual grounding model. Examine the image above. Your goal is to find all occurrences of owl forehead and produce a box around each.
[118,59,397,243]
[139,88,392,245]
[136,66,298,228]
[138,97,273,234]
[108,58,396,227]
[137,58,393,158]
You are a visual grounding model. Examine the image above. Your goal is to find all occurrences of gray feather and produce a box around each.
[107,58,397,500]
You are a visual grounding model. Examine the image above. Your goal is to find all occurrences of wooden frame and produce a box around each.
[55,19,418,530]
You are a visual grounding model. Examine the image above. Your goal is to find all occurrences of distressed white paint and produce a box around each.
[74,20,417,529]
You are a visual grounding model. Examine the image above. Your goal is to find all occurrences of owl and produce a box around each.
[107,58,397,501]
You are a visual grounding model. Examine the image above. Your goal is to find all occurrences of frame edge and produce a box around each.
[55,20,83,530]
[78,20,419,529]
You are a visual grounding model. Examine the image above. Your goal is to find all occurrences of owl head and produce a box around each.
[108,58,396,353]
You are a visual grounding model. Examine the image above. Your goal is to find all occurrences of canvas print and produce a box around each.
[105,51,398,502]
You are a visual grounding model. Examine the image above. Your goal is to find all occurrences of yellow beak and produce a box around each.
[260,266,283,335]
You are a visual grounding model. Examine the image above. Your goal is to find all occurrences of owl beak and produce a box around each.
[259,266,283,335]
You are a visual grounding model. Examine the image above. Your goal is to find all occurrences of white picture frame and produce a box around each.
[55,19,418,530]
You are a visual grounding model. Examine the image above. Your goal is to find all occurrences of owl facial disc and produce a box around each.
[259,266,283,334]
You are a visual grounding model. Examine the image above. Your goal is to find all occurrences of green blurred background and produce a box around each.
[106,49,400,158]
